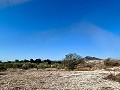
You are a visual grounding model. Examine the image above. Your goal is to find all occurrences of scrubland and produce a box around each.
[0,54,120,90]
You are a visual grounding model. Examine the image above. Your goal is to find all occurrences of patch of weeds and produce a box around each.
[104,73,120,83]
[0,72,7,75]
[98,87,114,90]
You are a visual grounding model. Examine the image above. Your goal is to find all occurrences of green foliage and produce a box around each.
[30,59,34,63]
[13,63,23,68]
[51,63,65,69]
[22,63,37,69]
[22,64,29,70]
[15,59,19,63]
[64,53,82,60]
[0,63,7,71]
[63,59,85,70]
[37,63,51,69]
[66,60,77,70]
[43,59,51,64]
[23,59,29,63]
[0,53,85,70]
[0,63,5,68]
[4,63,14,68]
[63,53,85,70]
[0,63,23,69]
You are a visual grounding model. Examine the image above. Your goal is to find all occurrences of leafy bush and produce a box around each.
[37,63,51,69]
[64,53,82,61]
[4,63,14,68]
[0,63,7,71]
[43,59,51,64]
[62,53,85,70]
[66,60,77,70]
[63,59,85,70]
[13,63,23,68]
[22,64,29,69]
[22,63,37,69]
[51,63,65,69]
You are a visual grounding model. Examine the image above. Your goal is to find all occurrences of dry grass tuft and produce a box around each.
[104,73,120,83]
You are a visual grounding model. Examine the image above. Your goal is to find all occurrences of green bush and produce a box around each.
[63,59,85,70]
[0,63,7,71]
[62,53,85,70]
[0,63,5,68]
[13,63,23,68]
[0,63,23,69]
[66,60,77,70]
[22,63,37,69]
[4,63,14,68]
[51,63,65,69]
[37,63,51,69]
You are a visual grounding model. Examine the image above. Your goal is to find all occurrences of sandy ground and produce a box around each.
[0,69,120,90]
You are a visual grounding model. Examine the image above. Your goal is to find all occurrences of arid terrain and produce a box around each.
[0,69,120,90]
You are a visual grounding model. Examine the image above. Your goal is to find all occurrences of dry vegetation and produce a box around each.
[0,54,120,90]
[0,69,120,90]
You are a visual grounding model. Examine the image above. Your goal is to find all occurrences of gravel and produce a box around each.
[0,69,120,90]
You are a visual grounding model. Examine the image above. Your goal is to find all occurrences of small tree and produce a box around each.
[23,59,29,63]
[85,56,100,60]
[30,59,34,63]
[44,59,51,64]
[64,53,82,61]
[15,59,19,63]
[35,59,41,64]
[63,53,84,70]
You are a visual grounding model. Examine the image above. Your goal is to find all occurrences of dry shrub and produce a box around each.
[104,74,116,80]
[76,63,95,71]
[115,73,120,82]
[104,73,120,83]
[76,67,90,71]
[63,59,85,70]
[105,67,120,71]
[98,87,114,90]
[104,59,120,67]
[0,67,7,72]
[0,72,7,75]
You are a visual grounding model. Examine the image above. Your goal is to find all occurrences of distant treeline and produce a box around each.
[0,55,101,63]
[0,59,62,64]
[0,53,103,71]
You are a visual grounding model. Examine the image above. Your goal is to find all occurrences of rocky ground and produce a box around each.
[0,69,120,90]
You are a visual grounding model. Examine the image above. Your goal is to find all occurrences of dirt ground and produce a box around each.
[0,69,120,90]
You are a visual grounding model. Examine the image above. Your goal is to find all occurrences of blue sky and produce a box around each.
[0,0,120,61]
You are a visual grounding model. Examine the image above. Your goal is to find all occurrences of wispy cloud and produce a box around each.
[25,21,120,48]
[74,21,120,49]
[0,0,30,8]
[71,21,120,58]
[1,20,119,58]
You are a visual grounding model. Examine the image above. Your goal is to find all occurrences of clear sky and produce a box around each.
[0,0,120,61]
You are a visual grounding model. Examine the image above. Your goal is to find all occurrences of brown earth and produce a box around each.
[0,69,120,90]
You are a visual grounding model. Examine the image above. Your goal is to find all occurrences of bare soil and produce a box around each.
[0,69,120,90]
